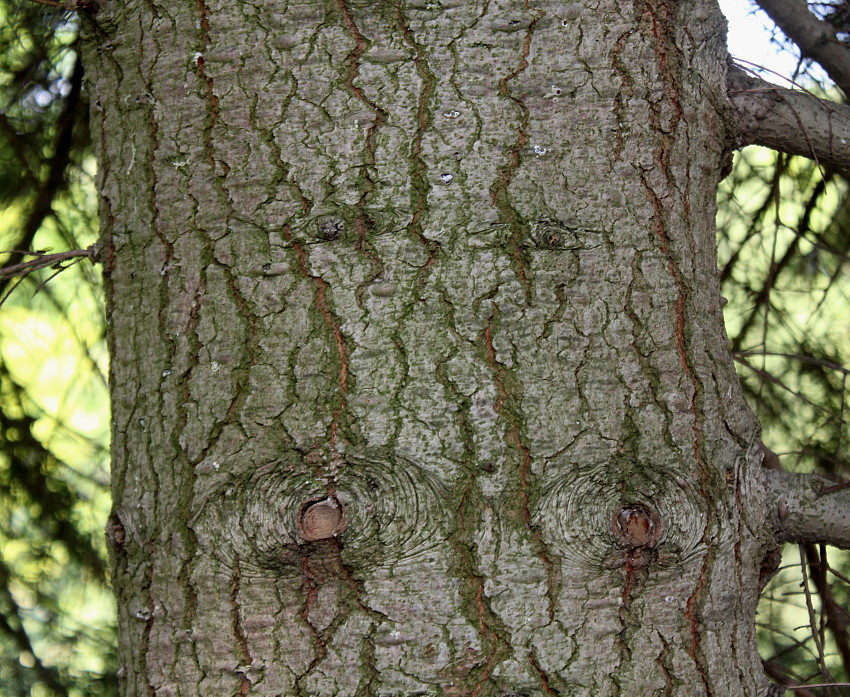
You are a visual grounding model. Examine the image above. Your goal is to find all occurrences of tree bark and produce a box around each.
[727,65,850,174]
[83,0,783,695]
[766,469,850,547]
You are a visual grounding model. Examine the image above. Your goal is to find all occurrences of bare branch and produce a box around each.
[736,350,850,377]
[0,245,99,309]
[734,355,845,424]
[787,684,850,690]
[766,469,850,548]
[752,0,850,97]
[797,545,834,692]
[728,66,850,170]
[803,546,850,674]
[763,659,819,697]
[0,245,99,281]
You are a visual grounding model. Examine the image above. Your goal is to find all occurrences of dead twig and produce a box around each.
[0,245,100,308]
[799,544,834,695]
[0,245,99,281]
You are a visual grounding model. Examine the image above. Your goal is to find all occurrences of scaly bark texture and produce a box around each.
[727,65,850,173]
[83,0,777,695]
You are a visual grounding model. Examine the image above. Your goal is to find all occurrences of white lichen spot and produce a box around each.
[213,461,220,471]
[442,110,461,119]
[161,370,172,378]
[440,173,454,184]
[533,145,549,156]
[210,361,221,373]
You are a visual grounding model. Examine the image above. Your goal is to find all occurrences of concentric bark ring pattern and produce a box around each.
[192,453,448,575]
[534,462,706,571]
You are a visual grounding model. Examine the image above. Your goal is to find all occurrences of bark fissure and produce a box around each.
[634,25,717,678]
[287,231,352,449]
[488,3,540,302]
[481,308,559,692]
[334,0,385,209]
[453,476,514,697]
[229,563,252,667]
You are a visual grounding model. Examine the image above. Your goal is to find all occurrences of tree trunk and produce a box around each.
[82,0,779,694]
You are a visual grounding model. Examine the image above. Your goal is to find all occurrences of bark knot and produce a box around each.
[297,496,347,542]
[613,503,662,549]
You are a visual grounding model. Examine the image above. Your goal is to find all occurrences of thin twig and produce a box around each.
[732,58,834,100]
[0,245,99,310]
[799,544,834,695]
[826,564,850,587]
[30,258,84,298]
[818,481,850,496]
[763,658,819,697]
[838,373,846,465]
[0,245,99,280]
[734,356,846,424]
[734,350,850,376]
[806,545,850,679]
[788,684,850,690]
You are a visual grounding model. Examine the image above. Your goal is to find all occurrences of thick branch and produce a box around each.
[753,0,850,97]
[766,468,850,548]
[728,66,850,170]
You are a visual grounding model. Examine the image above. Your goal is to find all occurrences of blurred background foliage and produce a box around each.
[0,0,848,695]
[719,147,850,695]
[718,1,850,692]
[0,1,113,696]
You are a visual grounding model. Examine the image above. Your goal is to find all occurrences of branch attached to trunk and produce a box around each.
[753,0,850,97]
[728,66,850,170]
[766,468,850,548]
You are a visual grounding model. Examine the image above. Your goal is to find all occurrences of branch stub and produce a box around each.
[297,496,347,542]
[612,503,662,548]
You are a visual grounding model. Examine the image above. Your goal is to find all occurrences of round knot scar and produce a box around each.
[298,497,346,541]
[612,504,661,548]
[315,216,344,241]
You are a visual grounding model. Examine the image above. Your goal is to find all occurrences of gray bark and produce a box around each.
[83,0,786,695]
[766,469,850,547]
[727,65,850,173]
